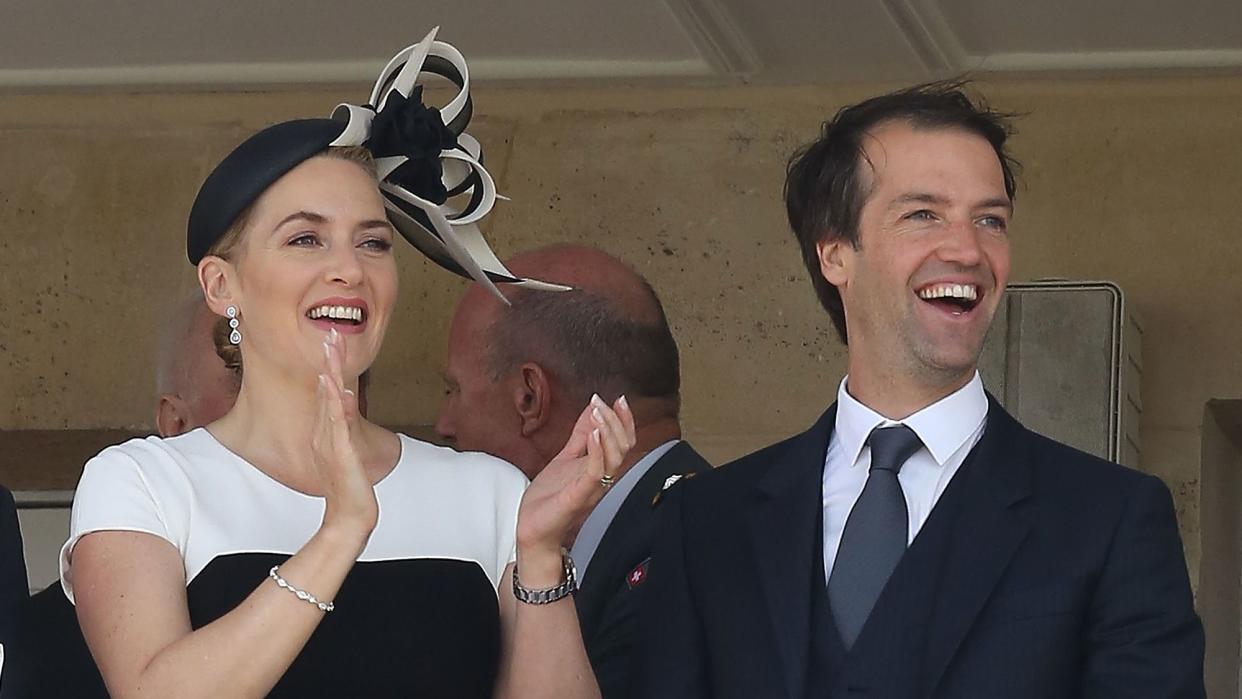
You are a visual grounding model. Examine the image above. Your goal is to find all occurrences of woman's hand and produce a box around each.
[515,395,636,579]
[311,328,378,545]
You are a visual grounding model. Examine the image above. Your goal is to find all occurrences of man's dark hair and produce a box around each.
[486,283,682,417]
[784,79,1020,344]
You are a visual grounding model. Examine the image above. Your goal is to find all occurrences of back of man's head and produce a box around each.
[154,293,241,437]
[436,244,681,478]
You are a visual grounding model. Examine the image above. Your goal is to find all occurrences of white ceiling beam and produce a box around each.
[663,0,763,78]
[969,49,1242,72]
[0,57,717,89]
[879,0,967,75]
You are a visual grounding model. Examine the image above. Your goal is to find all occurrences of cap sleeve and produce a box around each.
[60,439,188,603]
[494,463,527,590]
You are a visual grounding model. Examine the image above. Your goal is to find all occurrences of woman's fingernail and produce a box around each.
[317,373,326,386]
[592,407,604,423]
[618,395,629,411]
[323,341,332,360]
[329,327,340,344]
[591,428,601,443]
[343,389,355,397]
[591,393,605,408]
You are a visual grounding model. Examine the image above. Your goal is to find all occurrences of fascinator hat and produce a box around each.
[187,27,566,299]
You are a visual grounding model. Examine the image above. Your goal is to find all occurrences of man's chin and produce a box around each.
[914,344,986,383]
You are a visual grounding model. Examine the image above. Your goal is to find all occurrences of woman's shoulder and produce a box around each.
[393,434,528,494]
[85,429,217,476]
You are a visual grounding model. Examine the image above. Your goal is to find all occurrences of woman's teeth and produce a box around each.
[307,305,364,323]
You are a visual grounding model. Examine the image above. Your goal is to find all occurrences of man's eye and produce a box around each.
[906,210,936,221]
[979,215,1008,230]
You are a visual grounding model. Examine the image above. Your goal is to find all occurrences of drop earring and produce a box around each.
[227,305,241,345]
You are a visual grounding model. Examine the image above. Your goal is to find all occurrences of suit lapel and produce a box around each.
[747,405,836,699]
[920,398,1034,695]
[575,442,710,636]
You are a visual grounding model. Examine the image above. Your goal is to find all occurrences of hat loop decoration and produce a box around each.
[329,27,568,301]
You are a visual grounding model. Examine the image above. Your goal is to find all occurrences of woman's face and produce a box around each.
[218,155,398,382]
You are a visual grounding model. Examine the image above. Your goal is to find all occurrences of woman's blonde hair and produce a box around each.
[206,145,379,371]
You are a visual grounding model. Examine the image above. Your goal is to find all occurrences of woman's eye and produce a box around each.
[288,233,319,247]
[361,238,393,252]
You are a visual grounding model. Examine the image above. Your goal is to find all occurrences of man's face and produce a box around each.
[434,292,540,478]
[823,122,1012,387]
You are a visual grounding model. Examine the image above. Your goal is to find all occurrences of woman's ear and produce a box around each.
[198,256,238,317]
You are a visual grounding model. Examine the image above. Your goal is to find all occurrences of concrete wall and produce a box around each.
[2,75,1241,595]
[1201,401,1242,698]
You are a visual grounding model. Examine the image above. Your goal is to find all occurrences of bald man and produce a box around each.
[436,244,710,698]
[154,293,243,437]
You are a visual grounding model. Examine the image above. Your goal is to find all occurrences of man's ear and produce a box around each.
[156,394,190,439]
[197,256,238,318]
[513,363,552,437]
[816,237,852,288]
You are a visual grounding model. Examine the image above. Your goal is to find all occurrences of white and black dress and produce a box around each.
[60,429,527,697]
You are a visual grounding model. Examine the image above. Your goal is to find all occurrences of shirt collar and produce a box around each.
[834,372,988,468]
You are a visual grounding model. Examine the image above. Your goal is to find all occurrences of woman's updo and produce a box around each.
[205,145,378,372]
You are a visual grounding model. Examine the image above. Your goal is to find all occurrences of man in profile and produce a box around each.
[5,293,240,697]
[436,244,709,698]
[634,82,1203,697]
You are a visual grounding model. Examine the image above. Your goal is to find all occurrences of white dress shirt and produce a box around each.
[822,373,988,582]
[571,439,681,584]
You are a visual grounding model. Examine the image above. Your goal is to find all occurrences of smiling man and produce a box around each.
[634,82,1204,698]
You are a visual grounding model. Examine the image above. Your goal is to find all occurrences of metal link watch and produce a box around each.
[512,550,578,605]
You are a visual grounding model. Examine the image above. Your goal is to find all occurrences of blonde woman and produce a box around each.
[61,31,632,698]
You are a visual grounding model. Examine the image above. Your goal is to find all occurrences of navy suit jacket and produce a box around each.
[577,441,710,699]
[633,399,1204,698]
[0,486,26,651]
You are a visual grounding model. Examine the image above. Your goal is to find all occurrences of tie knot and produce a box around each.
[867,425,922,475]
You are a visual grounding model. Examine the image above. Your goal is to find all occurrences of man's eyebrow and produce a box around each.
[976,197,1014,212]
[889,192,949,208]
[887,192,1013,212]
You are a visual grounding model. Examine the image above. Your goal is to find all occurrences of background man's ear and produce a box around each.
[514,363,552,437]
[156,394,190,439]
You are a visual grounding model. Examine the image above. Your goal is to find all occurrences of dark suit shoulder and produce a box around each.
[1022,426,1166,498]
[683,432,800,495]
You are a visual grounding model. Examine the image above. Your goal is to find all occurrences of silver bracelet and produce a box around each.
[512,551,578,605]
[269,565,335,612]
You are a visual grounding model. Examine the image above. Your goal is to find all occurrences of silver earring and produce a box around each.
[227,305,241,345]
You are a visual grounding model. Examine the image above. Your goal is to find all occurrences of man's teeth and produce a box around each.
[917,284,979,301]
[307,305,364,322]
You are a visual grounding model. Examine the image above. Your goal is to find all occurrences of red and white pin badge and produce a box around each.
[627,558,651,589]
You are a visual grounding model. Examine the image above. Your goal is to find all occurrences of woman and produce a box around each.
[60,31,634,698]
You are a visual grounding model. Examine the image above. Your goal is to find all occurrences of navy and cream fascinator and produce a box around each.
[187,27,566,299]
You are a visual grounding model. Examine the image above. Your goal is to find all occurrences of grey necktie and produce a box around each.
[827,424,923,649]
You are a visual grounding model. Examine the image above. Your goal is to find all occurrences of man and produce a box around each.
[5,294,240,698]
[154,293,244,438]
[634,82,1204,697]
[0,485,27,670]
[435,244,709,698]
